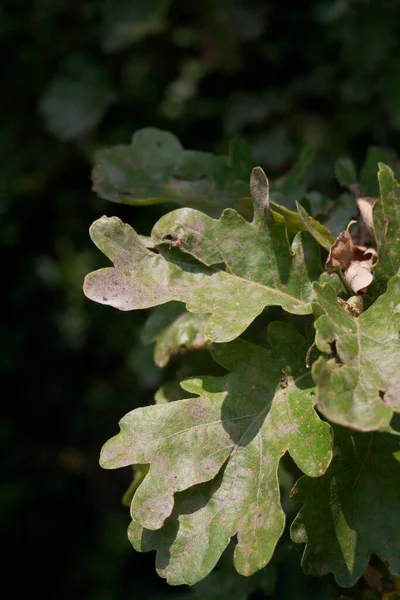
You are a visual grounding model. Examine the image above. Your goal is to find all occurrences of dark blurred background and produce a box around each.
[3,1,400,598]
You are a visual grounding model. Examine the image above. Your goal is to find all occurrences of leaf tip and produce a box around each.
[250,166,270,221]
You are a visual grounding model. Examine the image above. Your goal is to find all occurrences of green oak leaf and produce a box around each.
[100,323,332,584]
[373,164,400,293]
[312,276,400,431]
[92,128,250,217]
[291,425,400,588]
[92,127,332,237]
[83,168,322,342]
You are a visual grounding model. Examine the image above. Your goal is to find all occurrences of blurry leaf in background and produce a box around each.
[360,146,399,197]
[101,0,170,53]
[334,157,358,188]
[39,55,115,141]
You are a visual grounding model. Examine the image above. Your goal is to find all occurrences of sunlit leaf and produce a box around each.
[312,276,400,431]
[84,168,322,342]
[373,164,400,293]
[101,323,332,584]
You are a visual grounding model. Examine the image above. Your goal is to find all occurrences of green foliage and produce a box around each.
[9,0,400,597]
[84,129,400,593]
[312,277,400,430]
[291,426,400,587]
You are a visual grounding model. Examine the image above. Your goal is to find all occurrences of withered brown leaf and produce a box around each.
[325,221,356,272]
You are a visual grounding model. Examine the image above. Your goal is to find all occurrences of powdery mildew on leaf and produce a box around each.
[92,127,250,216]
[83,168,322,342]
[291,425,400,587]
[92,127,333,236]
[374,164,400,292]
[100,323,332,585]
[312,276,400,431]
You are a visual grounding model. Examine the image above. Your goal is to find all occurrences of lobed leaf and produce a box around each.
[312,276,400,431]
[100,323,332,585]
[291,425,400,588]
[83,169,322,342]
[92,128,250,217]
[92,128,334,240]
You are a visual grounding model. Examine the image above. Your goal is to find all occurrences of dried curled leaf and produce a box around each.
[325,224,355,273]
[325,218,378,294]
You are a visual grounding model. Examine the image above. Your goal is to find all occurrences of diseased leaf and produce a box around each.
[92,128,250,217]
[373,164,400,292]
[291,426,400,588]
[101,323,332,585]
[92,128,328,236]
[312,276,400,431]
[84,169,322,342]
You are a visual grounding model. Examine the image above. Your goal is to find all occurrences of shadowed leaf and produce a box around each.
[92,128,250,217]
[141,304,210,367]
[291,426,400,587]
